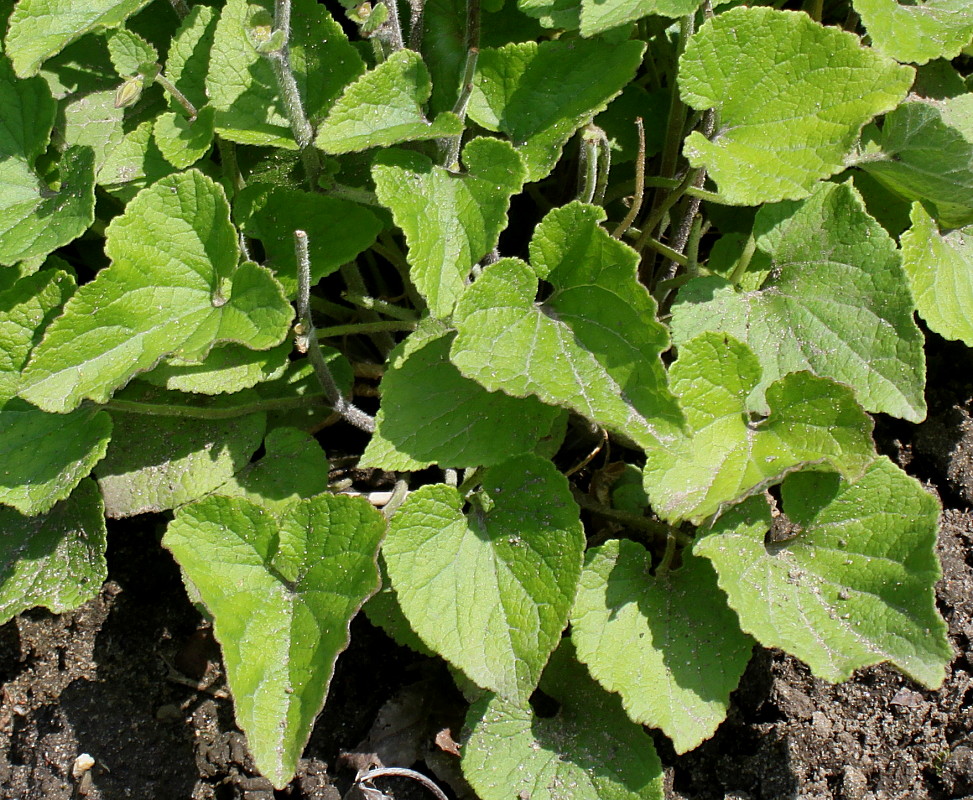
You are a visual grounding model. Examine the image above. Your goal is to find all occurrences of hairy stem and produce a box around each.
[612,118,646,239]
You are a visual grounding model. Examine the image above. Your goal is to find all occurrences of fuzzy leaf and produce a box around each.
[581,0,701,36]
[207,0,363,148]
[153,107,216,169]
[139,339,291,395]
[0,480,107,625]
[164,4,216,111]
[106,27,156,76]
[671,181,926,422]
[570,539,754,753]
[452,202,682,451]
[854,0,973,65]
[362,325,562,470]
[462,640,664,800]
[372,138,525,317]
[164,493,385,788]
[901,202,973,346]
[316,49,462,154]
[384,456,584,702]
[5,0,151,76]
[858,100,973,229]
[678,7,913,204]
[696,458,952,689]
[642,333,875,524]
[468,38,645,180]
[95,392,266,517]
[20,170,293,413]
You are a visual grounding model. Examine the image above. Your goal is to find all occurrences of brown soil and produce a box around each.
[2,338,972,800]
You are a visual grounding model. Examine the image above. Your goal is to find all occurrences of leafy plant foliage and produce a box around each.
[0,0,966,792]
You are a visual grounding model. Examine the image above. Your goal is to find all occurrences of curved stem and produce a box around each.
[358,768,449,800]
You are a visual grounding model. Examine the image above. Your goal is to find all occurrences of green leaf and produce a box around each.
[854,0,973,65]
[643,333,875,525]
[362,324,562,470]
[164,5,217,111]
[518,0,581,31]
[671,181,926,422]
[371,137,525,318]
[164,493,386,788]
[20,170,294,413]
[363,557,436,656]
[235,184,382,296]
[570,539,753,753]
[5,0,152,77]
[384,456,584,702]
[0,479,107,626]
[858,100,973,228]
[0,56,96,266]
[106,27,157,76]
[95,394,266,517]
[153,106,216,169]
[315,49,463,154]
[451,202,682,451]
[211,426,331,514]
[462,640,664,800]
[678,7,913,204]
[695,457,952,689]
[467,38,645,181]
[208,0,364,148]
[901,202,973,346]
[61,89,125,176]
[140,339,291,395]
[580,0,700,37]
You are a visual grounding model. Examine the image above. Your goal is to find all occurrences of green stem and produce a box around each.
[317,319,416,338]
[341,261,399,352]
[375,0,405,54]
[729,229,758,286]
[216,138,246,198]
[407,0,425,49]
[636,167,701,255]
[322,182,382,207]
[343,293,418,321]
[571,489,692,547]
[643,236,688,268]
[154,71,197,119]
[612,117,646,239]
[441,44,479,169]
[296,231,376,433]
[167,0,189,18]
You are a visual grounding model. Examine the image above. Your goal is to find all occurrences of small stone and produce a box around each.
[841,765,868,800]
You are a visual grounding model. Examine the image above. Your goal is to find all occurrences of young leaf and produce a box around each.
[5,0,152,77]
[361,325,562,470]
[451,202,682,452]
[0,56,96,266]
[106,27,157,76]
[140,339,291,395]
[462,640,664,800]
[153,106,216,169]
[900,202,973,346]
[164,493,386,788]
[371,137,526,318]
[854,0,973,65]
[235,184,382,296]
[0,480,107,626]
[570,539,754,753]
[671,181,926,422]
[643,333,875,525]
[207,0,364,148]
[858,100,973,229]
[94,393,266,517]
[678,7,913,204]
[467,38,645,181]
[20,170,293,413]
[695,458,952,689]
[580,0,701,37]
[383,456,584,703]
[316,49,463,154]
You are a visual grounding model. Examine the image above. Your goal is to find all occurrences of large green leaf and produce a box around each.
[207,0,364,147]
[642,333,875,525]
[0,56,96,266]
[5,0,151,76]
[94,393,266,517]
[671,181,926,422]
[0,480,107,625]
[580,0,700,37]
[462,641,664,800]
[570,539,754,753]
[858,100,973,229]
[315,49,463,154]
[451,202,682,451]
[164,493,386,788]
[20,170,293,413]
[901,202,973,346]
[372,137,525,318]
[467,38,645,181]
[854,0,973,65]
[695,458,952,689]
[0,270,111,516]
[383,456,584,703]
[678,7,913,204]
[362,324,562,470]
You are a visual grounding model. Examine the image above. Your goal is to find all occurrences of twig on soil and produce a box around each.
[357,767,450,800]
